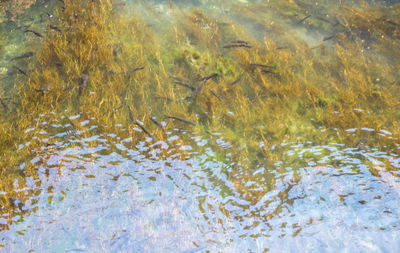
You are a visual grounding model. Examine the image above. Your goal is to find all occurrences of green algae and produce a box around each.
[0,0,400,231]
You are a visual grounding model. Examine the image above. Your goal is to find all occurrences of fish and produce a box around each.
[250,63,274,69]
[150,117,165,131]
[210,90,222,101]
[174,82,195,91]
[79,74,89,95]
[323,35,335,41]
[8,52,34,62]
[229,76,241,86]
[200,73,218,82]
[296,15,311,24]
[165,115,196,126]
[128,107,135,122]
[24,29,44,38]
[261,69,275,74]
[194,73,218,96]
[13,66,27,76]
[231,40,249,45]
[135,121,153,138]
[49,24,62,33]
[126,67,144,74]
[223,44,252,49]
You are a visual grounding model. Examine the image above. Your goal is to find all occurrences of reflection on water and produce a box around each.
[0,0,400,252]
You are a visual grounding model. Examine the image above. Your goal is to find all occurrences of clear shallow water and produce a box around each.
[1,113,399,252]
[0,0,400,252]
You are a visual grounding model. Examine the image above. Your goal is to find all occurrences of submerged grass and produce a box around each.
[0,0,399,231]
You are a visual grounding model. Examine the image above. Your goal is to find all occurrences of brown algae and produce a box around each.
[0,0,399,232]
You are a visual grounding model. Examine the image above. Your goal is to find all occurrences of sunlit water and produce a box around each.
[1,0,400,252]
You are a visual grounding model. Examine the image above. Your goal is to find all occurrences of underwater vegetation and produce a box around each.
[0,0,399,245]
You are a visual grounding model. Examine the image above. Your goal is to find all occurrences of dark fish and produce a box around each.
[194,73,218,96]
[223,44,252,49]
[383,19,399,26]
[231,40,249,45]
[127,67,144,74]
[200,73,218,82]
[210,90,222,101]
[49,24,62,33]
[316,16,336,25]
[8,52,34,62]
[261,69,275,74]
[150,117,164,131]
[165,116,196,126]
[128,107,135,122]
[250,63,274,69]
[323,35,335,41]
[79,74,89,95]
[13,66,27,76]
[229,76,241,86]
[174,82,195,91]
[24,29,44,38]
[296,15,311,24]
[194,80,207,97]
[134,121,153,138]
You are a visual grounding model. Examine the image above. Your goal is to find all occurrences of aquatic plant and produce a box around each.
[0,0,400,239]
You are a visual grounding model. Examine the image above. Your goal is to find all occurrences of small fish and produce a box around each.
[200,73,218,82]
[231,40,249,45]
[134,121,153,139]
[296,15,311,24]
[223,44,252,49]
[194,73,218,96]
[210,90,222,101]
[250,63,274,69]
[229,76,241,86]
[323,35,335,41]
[24,29,44,38]
[79,74,89,95]
[13,66,27,76]
[194,80,206,97]
[8,52,34,62]
[174,82,195,91]
[35,83,51,94]
[49,24,62,33]
[261,69,275,74]
[127,67,144,74]
[150,117,164,131]
[165,115,196,126]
